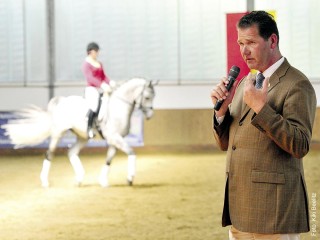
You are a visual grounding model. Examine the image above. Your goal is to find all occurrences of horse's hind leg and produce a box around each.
[40,136,60,188]
[40,151,52,188]
[99,145,117,187]
[68,138,86,186]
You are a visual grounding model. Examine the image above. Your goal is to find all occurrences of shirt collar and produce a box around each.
[260,56,285,78]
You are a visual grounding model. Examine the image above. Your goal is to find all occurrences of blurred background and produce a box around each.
[0,0,319,149]
[0,1,319,239]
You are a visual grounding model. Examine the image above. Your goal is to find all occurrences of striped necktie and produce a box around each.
[255,73,265,89]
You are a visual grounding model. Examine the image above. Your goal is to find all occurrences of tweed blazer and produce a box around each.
[213,59,317,234]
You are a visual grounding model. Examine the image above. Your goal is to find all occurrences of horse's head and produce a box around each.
[135,79,157,120]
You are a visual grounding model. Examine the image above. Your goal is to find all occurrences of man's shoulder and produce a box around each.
[278,59,309,81]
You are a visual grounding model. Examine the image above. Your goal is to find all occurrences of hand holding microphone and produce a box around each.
[212,65,240,111]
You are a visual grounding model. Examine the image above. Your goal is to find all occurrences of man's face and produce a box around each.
[237,24,273,72]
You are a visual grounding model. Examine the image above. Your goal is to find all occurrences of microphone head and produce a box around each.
[229,65,240,79]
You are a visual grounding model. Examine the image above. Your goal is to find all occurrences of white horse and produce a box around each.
[2,78,156,187]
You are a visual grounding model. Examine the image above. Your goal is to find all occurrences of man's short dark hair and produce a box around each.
[86,42,100,54]
[238,11,279,44]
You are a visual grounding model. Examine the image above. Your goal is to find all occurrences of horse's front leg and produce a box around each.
[68,138,87,186]
[127,154,136,186]
[40,136,60,188]
[107,133,136,186]
[99,145,117,187]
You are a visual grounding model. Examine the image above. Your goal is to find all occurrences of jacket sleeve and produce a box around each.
[212,109,232,151]
[251,79,317,159]
[100,63,110,84]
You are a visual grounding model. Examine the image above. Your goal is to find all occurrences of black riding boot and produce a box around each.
[87,110,96,138]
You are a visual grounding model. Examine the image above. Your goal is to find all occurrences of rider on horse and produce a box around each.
[82,42,113,138]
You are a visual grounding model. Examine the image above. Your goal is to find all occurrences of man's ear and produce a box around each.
[269,33,278,49]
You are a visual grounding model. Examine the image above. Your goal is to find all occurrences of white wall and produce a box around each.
[1,0,320,111]
[0,84,212,111]
[1,82,319,111]
[0,87,49,110]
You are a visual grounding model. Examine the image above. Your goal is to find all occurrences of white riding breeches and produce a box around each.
[85,86,100,112]
[229,226,300,240]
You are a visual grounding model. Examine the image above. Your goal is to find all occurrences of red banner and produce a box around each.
[226,13,250,80]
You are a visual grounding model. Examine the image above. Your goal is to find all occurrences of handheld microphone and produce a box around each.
[214,65,240,111]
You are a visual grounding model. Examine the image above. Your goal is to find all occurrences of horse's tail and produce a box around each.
[2,98,62,149]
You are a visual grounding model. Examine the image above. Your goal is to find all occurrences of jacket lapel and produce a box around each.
[238,58,290,122]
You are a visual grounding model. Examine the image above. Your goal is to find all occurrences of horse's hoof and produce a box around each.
[75,182,82,187]
[127,177,134,186]
[41,182,49,188]
[100,182,109,188]
[99,179,109,188]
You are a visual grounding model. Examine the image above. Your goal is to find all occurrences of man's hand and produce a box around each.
[243,73,269,113]
[211,77,237,117]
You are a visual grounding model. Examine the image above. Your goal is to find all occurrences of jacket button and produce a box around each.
[232,146,236,150]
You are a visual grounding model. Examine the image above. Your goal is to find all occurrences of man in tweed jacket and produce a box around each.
[211,11,317,239]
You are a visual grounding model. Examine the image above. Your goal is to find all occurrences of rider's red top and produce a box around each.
[82,61,110,88]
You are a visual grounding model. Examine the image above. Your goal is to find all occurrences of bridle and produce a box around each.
[114,82,154,113]
[133,83,154,114]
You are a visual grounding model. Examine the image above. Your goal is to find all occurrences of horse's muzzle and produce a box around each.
[143,107,154,120]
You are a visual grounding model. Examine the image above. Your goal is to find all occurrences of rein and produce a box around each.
[113,83,151,112]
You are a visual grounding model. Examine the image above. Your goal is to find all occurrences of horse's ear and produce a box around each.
[151,80,159,86]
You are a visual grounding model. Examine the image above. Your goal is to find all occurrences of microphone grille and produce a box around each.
[229,65,240,78]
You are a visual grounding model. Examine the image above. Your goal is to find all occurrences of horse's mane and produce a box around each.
[119,78,147,86]
[114,78,149,94]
